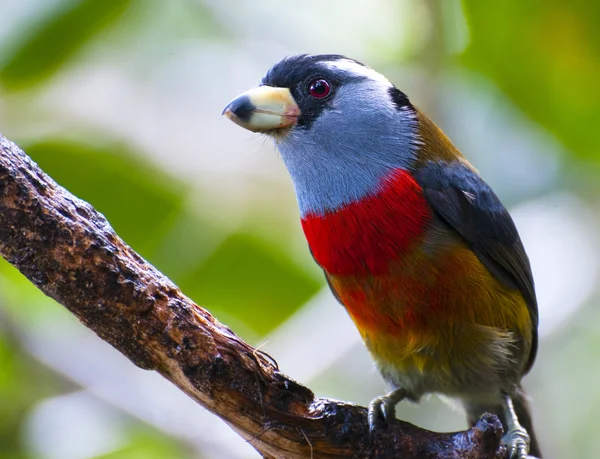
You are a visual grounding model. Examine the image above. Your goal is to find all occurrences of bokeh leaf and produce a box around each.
[461,0,600,160]
[181,232,322,337]
[22,139,187,257]
[98,426,192,459]
[0,0,135,90]
[0,330,62,459]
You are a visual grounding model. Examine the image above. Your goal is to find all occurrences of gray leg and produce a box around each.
[502,395,531,459]
[368,388,411,434]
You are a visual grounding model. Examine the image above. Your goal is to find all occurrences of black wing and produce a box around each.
[414,160,538,373]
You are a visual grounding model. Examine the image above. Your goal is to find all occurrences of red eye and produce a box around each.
[308,79,331,98]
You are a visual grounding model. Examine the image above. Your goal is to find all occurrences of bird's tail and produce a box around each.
[465,386,542,458]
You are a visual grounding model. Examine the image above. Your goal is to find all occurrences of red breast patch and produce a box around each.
[301,169,432,275]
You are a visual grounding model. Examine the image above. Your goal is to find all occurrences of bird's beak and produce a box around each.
[222,86,301,133]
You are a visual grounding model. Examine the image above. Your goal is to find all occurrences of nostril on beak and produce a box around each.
[223,95,256,122]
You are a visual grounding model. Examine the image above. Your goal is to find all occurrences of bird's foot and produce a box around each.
[502,425,530,459]
[368,395,396,433]
[367,388,409,436]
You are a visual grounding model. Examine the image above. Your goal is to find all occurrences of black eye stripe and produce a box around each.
[260,55,370,130]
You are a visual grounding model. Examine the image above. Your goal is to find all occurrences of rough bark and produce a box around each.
[0,134,511,458]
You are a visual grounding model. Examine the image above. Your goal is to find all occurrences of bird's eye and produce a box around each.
[308,79,331,99]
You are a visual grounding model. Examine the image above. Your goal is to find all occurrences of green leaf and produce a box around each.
[181,232,322,337]
[0,0,135,89]
[461,1,600,160]
[22,139,187,258]
[98,425,192,459]
[0,331,61,459]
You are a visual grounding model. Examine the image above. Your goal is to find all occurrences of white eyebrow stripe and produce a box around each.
[323,59,392,86]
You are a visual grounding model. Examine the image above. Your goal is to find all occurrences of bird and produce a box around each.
[222,54,541,459]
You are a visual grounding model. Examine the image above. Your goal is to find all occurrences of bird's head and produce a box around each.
[223,54,421,217]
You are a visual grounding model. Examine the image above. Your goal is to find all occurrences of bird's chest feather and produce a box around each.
[300,168,439,360]
[300,168,530,388]
[301,169,431,276]
[300,168,436,335]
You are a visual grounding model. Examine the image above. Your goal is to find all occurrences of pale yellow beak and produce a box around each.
[222,86,301,133]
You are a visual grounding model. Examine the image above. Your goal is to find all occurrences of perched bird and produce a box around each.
[223,54,541,459]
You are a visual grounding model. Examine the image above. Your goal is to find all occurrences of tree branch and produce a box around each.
[0,134,509,458]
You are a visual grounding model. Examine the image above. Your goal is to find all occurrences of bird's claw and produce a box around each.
[368,395,397,436]
[502,426,530,459]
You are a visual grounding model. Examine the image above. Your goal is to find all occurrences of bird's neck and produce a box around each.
[276,106,420,218]
[276,107,452,275]
[300,168,432,276]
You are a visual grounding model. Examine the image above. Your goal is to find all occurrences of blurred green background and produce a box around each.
[0,1,598,458]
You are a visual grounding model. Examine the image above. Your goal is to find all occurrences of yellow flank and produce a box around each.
[328,240,533,387]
